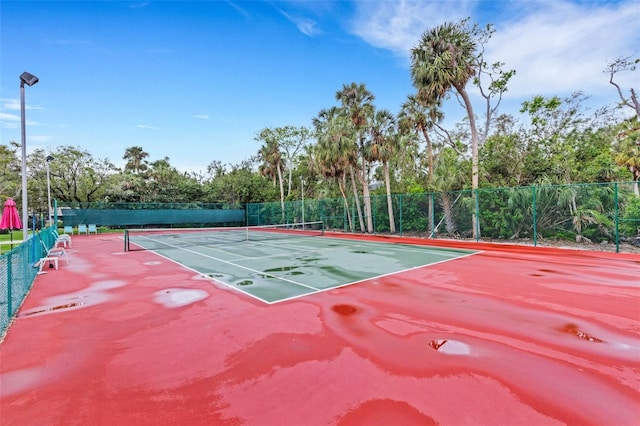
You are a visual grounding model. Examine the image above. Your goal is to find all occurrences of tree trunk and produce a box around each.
[339,175,353,232]
[277,164,285,222]
[457,86,480,239]
[421,127,435,236]
[441,193,456,235]
[383,160,395,233]
[357,163,373,233]
[349,165,365,232]
[428,195,434,237]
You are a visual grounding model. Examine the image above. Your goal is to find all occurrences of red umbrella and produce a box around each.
[0,198,22,244]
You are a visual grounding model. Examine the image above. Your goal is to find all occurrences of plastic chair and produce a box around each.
[53,229,72,248]
[63,225,73,234]
[78,224,87,234]
[88,224,98,234]
[37,237,69,272]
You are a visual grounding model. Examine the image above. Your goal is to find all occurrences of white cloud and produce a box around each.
[0,113,42,129]
[280,10,319,37]
[350,0,475,56]
[192,114,210,120]
[136,124,156,129]
[30,135,53,143]
[1,98,44,111]
[0,112,19,122]
[486,1,640,99]
[349,0,639,104]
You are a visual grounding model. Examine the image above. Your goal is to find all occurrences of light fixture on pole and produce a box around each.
[46,155,54,227]
[20,71,39,241]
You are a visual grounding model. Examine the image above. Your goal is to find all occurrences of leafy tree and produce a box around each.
[29,146,117,205]
[0,142,21,200]
[614,117,640,195]
[606,55,639,118]
[473,24,516,144]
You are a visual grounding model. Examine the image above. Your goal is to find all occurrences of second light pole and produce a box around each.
[46,155,54,226]
[20,71,39,241]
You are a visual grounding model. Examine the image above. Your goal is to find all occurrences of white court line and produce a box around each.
[132,235,321,291]
[130,234,482,304]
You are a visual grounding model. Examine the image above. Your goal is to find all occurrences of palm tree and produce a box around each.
[411,19,481,238]
[257,131,285,221]
[430,148,468,235]
[336,82,375,233]
[312,107,357,231]
[123,146,149,174]
[368,109,398,233]
[399,94,445,237]
[398,95,443,184]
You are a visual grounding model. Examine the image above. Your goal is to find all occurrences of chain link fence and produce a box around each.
[248,181,640,252]
[2,182,638,339]
[1,226,57,339]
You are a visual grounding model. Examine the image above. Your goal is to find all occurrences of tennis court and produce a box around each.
[0,230,638,425]
[125,223,477,303]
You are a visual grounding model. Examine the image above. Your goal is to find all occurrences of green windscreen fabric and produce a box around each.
[62,208,245,227]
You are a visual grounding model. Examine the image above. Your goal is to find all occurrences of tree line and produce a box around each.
[1,20,638,234]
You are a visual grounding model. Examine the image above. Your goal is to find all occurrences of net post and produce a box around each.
[124,229,129,252]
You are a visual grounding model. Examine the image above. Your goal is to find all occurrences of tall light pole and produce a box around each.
[20,71,39,241]
[46,155,54,227]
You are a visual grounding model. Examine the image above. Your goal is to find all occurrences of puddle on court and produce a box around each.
[332,304,358,316]
[561,323,604,343]
[264,266,298,273]
[20,302,83,316]
[428,339,471,355]
[153,288,209,308]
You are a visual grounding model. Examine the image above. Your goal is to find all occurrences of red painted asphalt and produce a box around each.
[1,234,639,425]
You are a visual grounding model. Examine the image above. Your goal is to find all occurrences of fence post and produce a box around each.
[532,186,538,247]
[614,182,619,253]
[429,192,436,239]
[399,194,403,236]
[7,252,12,318]
[474,189,480,242]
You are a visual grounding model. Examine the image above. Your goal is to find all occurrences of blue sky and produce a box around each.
[1,0,638,174]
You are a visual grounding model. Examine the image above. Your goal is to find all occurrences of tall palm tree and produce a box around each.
[398,95,443,185]
[368,109,398,233]
[336,82,375,233]
[411,20,481,238]
[257,131,285,221]
[399,95,444,236]
[123,146,149,174]
[430,148,468,235]
[312,107,357,231]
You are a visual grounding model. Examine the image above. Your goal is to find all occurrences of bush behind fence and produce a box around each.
[248,182,640,250]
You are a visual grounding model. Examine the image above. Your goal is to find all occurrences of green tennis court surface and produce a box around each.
[127,228,477,303]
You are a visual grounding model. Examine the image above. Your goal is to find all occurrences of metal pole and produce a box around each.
[46,158,52,227]
[300,177,305,227]
[20,82,28,242]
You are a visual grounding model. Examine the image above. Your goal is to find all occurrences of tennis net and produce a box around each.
[124,221,324,251]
